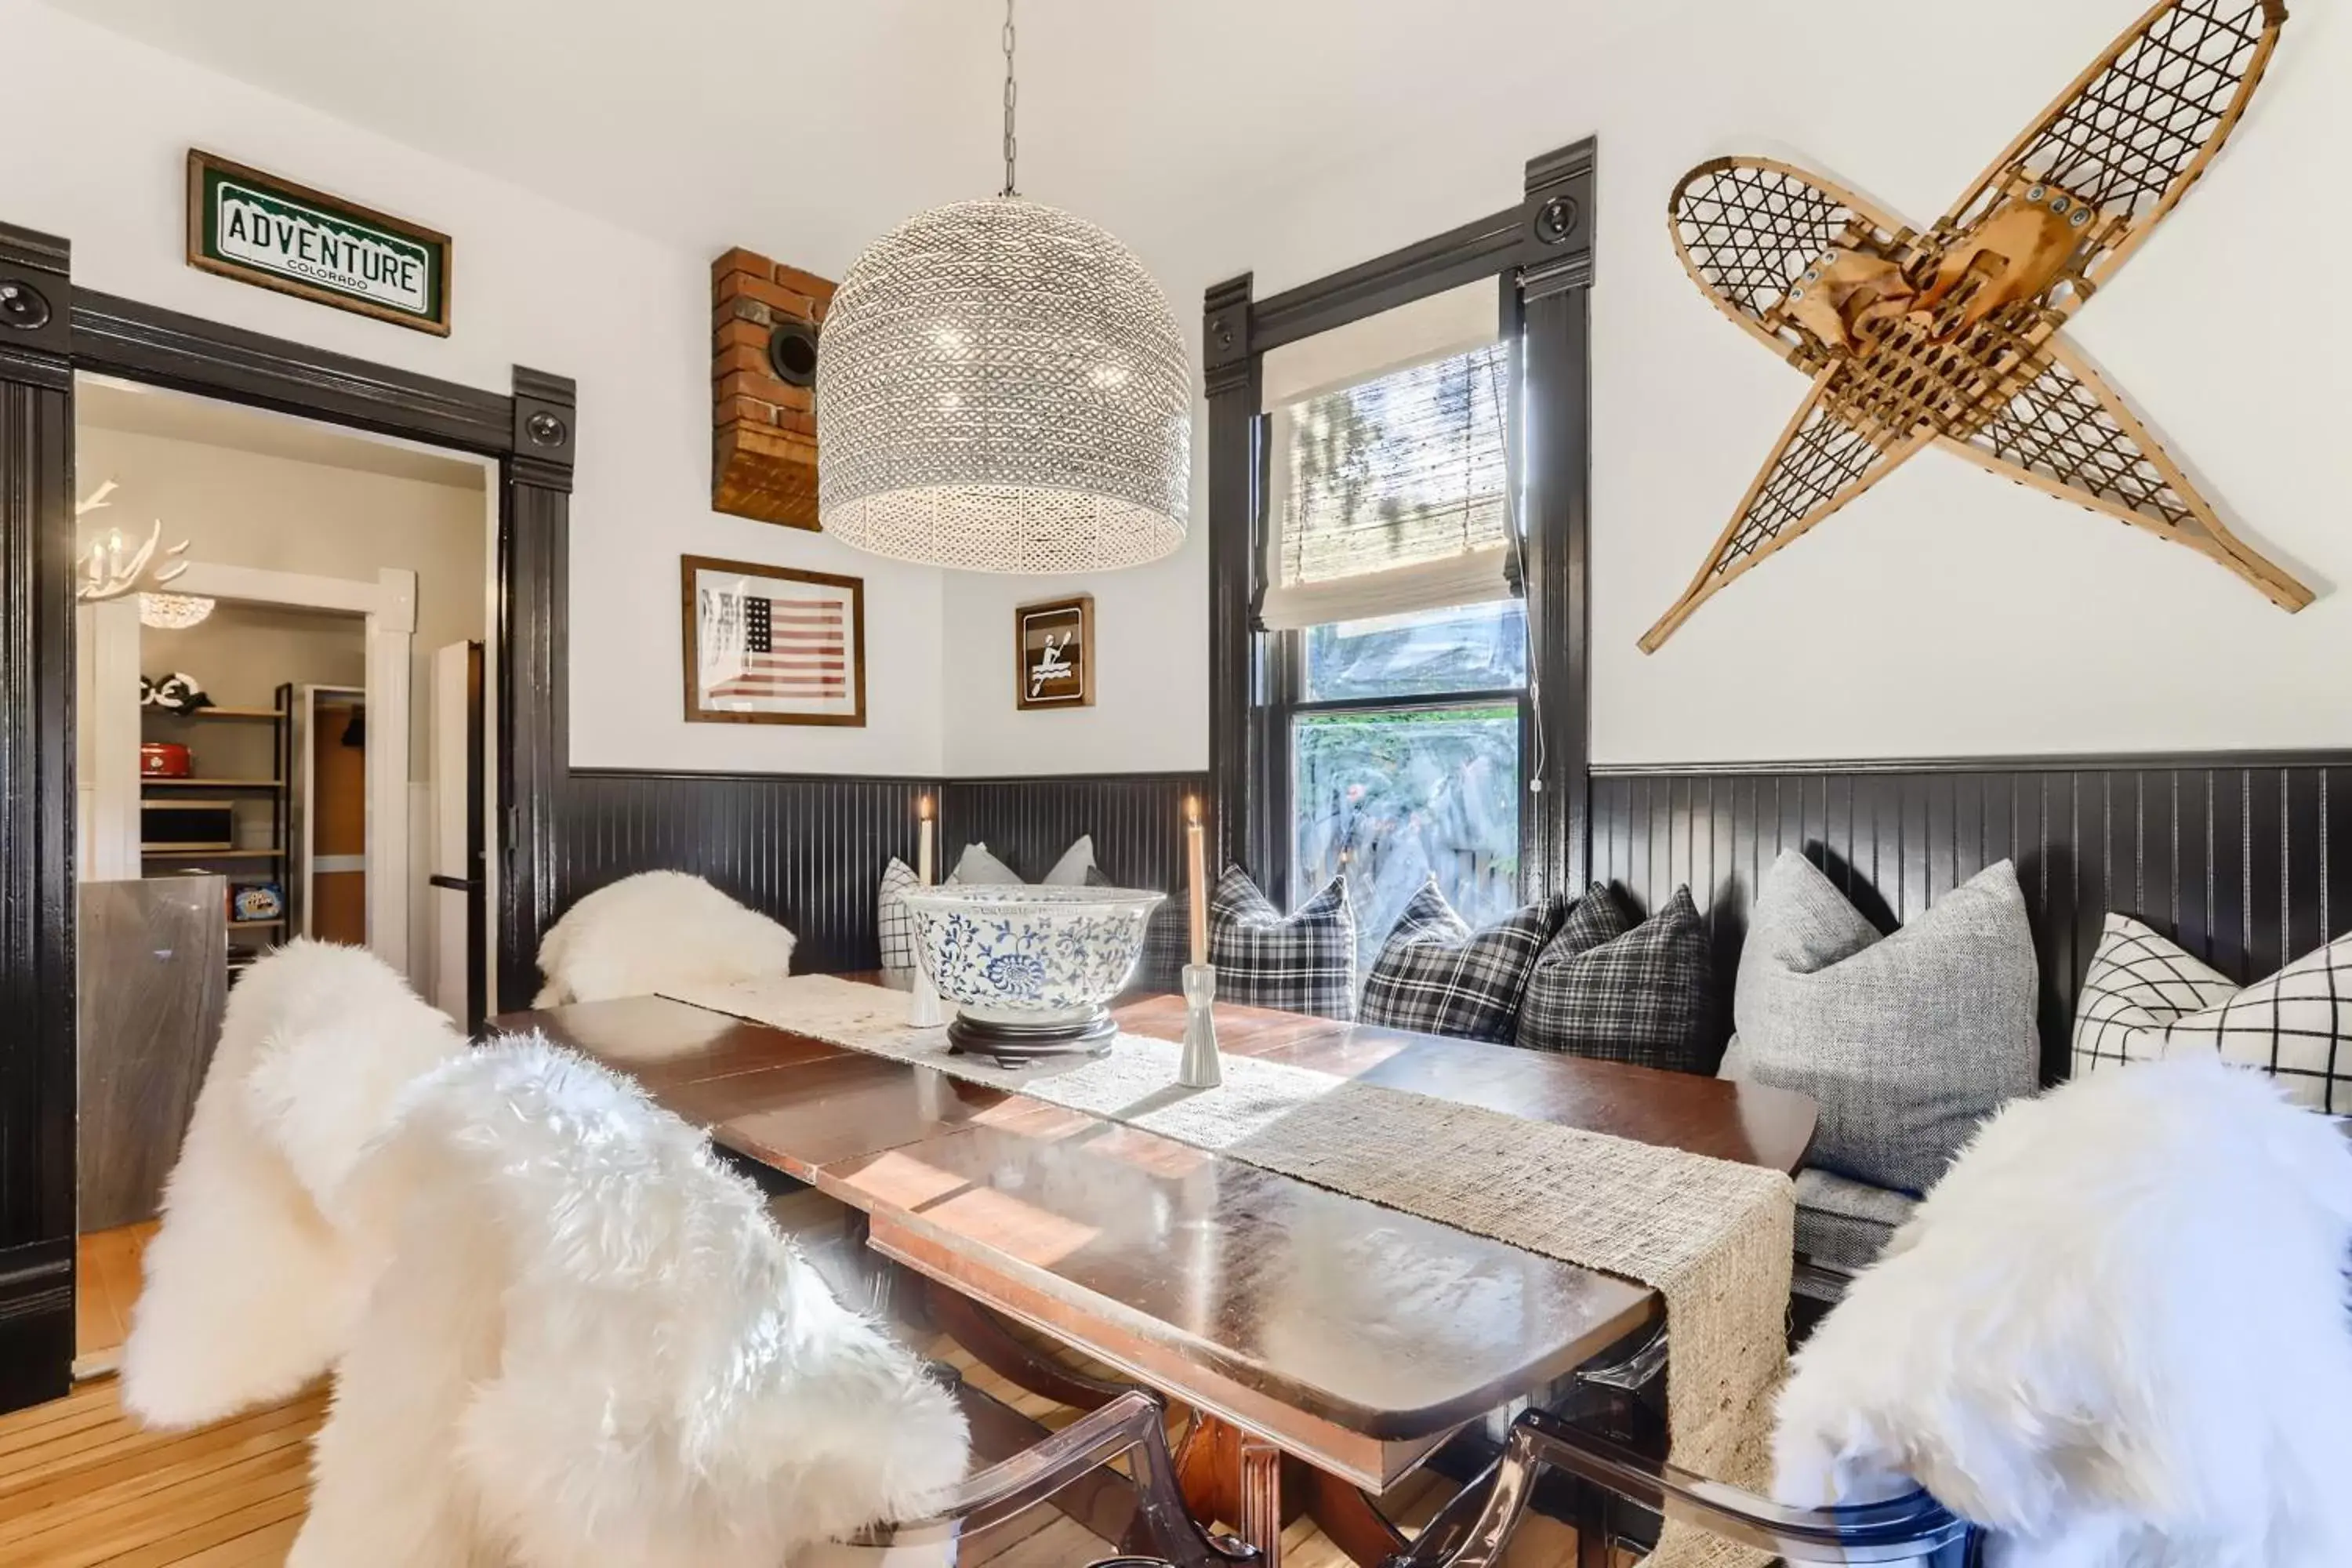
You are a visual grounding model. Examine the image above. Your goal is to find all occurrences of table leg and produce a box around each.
[1239,1434,1285,1568]
[1295,1467,1408,1566]
[1176,1412,1290,1566]
[1176,1412,1416,1568]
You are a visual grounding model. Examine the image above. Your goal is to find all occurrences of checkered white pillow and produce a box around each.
[1517,884,1716,1073]
[1209,867,1357,1021]
[877,857,920,979]
[2073,913,2352,1113]
[1360,880,1564,1044]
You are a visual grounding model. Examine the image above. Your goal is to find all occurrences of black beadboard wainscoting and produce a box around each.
[1591,754,2352,1081]
[942,773,1207,895]
[554,769,1209,979]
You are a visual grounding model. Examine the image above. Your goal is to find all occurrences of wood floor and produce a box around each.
[0,1364,1396,1567]
[9,1226,1403,1568]
[0,1378,324,1567]
[74,1225,157,1380]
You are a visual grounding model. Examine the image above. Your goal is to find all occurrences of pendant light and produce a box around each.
[817,0,1190,573]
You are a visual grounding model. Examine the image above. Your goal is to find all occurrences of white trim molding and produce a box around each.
[168,560,418,982]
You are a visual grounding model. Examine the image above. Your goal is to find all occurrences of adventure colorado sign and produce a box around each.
[187,151,452,335]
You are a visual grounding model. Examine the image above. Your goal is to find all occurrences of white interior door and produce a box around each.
[74,598,143,882]
[429,643,474,1022]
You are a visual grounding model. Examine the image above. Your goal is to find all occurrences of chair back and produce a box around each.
[122,938,464,1429]
[1777,1056,2352,1561]
[295,1035,967,1568]
[1389,1408,1982,1566]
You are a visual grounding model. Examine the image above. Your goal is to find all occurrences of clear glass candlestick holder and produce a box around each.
[1178,964,1221,1089]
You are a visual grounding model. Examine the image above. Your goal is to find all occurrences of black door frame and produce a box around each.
[1201,137,1595,904]
[0,219,574,1411]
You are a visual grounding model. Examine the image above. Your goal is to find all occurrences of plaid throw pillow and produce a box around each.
[2073,913,2352,1113]
[1359,880,1566,1044]
[1134,892,1191,994]
[877,857,920,978]
[1209,867,1357,1021]
[1516,884,1717,1074]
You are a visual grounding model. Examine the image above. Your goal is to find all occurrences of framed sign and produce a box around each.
[187,150,452,336]
[682,556,866,727]
[1014,594,1094,711]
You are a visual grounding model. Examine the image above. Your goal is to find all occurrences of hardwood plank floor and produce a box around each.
[26,1221,1465,1565]
[74,1225,158,1379]
[0,1381,323,1568]
[0,1352,1393,1566]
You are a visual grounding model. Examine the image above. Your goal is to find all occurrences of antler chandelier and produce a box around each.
[75,481,215,628]
[816,0,1190,573]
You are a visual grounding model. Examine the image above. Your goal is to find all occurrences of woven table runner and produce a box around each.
[657,975,1792,1567]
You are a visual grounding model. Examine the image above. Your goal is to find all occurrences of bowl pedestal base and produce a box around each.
[946,1008,1117,1065]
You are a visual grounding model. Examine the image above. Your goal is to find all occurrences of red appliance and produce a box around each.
[140,741,193,779]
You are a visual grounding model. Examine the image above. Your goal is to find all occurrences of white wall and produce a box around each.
[24,0,2350,779]
[6,0,943,779]
[947,0,2352,771]
[78,423,476,775]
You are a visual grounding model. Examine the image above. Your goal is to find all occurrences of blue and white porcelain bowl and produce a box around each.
[899,884,1165,1037]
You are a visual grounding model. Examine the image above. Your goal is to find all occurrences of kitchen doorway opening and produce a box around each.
[70,377,495,1377]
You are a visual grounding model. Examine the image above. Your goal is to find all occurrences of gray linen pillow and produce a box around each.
[1728,850,2038,1194]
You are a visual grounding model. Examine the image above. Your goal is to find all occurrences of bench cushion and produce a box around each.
[1795,1167,1918,1274]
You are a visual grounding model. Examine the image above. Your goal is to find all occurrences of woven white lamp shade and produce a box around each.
[816,198,1190,573]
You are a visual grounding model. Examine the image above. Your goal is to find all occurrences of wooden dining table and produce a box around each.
[500,983,1816,1566]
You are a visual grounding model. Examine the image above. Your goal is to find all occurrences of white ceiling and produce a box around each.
[39,0,1634,281]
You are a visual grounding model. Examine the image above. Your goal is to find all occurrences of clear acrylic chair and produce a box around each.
[1388,1406,1983,1567]
[818,1388,1260,1568]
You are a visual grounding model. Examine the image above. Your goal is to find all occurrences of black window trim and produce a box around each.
[1203,136,1595,913]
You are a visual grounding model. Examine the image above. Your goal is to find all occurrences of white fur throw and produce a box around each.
[122,939,467,1429]
[295,1036,968,1568]
[1774,1056,2352,1567]
[534,870,797,1007]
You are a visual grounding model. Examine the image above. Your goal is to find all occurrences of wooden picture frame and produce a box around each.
[681,555,866,727]
[187,149,454,336]
[1014,594,1094,711]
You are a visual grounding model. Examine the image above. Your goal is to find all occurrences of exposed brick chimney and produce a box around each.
[712,247,834,529]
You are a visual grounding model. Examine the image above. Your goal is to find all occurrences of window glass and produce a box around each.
[1292,705,1522,971]
[1302,599,1528,703]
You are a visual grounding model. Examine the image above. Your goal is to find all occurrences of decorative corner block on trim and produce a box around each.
[0,221,72,363]
[712,246,832,531]
[1520,136,1596,299]
[1201,274,1254,397]
[510,365,577,491]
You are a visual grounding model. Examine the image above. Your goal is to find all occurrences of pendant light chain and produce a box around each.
[1000,0,1019,198]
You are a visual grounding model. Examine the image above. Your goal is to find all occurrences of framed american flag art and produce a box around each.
[681,556,866,726]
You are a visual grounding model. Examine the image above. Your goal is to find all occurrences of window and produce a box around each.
[1260,281,1529,967]
[1293,606,1526,967]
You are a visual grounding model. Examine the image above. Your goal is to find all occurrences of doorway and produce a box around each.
[68,379,498,1377]
[0,222,577,1412]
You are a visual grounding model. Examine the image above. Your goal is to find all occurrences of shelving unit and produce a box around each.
[140,694,292,975]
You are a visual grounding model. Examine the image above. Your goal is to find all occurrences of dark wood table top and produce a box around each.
[502,985,1813,1490]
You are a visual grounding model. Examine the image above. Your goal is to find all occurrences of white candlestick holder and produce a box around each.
[909,964,945,1029]
[1178,963,1221,1089]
